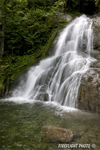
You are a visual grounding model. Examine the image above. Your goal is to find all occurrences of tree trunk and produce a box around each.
[0,0,6,59]
[0,16,5,59]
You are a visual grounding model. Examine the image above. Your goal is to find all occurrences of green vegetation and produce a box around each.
[0,0,99,96]
[0,0,69,96]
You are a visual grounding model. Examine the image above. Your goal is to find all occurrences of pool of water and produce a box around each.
[0,100,100,150]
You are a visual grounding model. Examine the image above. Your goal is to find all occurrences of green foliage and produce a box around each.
[0,0,67,96]
[51,0,65,12]
[95,0,99,7]
[4,0,68,57]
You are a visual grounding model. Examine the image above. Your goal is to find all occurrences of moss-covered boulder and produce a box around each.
[41,125,80,143]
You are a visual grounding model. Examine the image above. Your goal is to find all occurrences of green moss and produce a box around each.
[41,30,58,58]
[41,22,68,59]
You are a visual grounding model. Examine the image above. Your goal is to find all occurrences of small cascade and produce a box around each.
[9,15,94,108]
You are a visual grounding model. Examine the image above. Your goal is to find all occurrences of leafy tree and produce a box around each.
[4,0,63,56]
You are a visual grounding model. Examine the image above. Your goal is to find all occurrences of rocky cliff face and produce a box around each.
[78,14,100,113]
[92,15,100,59]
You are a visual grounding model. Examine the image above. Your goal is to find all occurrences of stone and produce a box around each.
[90,60,100,68]
[78,66,100,113]
[92,15,100,59]
[77,15,100,113]
[41,125,80,143]
[35,92,49,101]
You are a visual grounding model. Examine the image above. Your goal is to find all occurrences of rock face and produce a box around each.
[41,125,80,143]
[92,15,100,59]
[78,15,100,113]
[78,61,100,113]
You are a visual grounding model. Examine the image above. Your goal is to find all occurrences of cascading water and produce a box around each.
[7,15,94,108]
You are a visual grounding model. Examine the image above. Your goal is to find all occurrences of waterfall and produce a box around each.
[7,15,94,108]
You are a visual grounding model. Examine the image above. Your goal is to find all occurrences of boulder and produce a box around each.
[78,62,100,113]
[41,125,80,143]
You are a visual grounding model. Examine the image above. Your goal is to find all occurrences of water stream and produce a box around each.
[5,15,94,109]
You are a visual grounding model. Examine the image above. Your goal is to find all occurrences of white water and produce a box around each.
[5,15,95,108]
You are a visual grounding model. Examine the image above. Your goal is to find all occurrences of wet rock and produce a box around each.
[78,66,100,113]
[35,92,49,101]
[90,60,100,68]
[55,12,72,23]
[63,14,72,22]
[79,16,100,113]
[41,125,80,143]
[93,16,100,27]
[92,15,100,59]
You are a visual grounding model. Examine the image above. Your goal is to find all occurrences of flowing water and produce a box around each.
[5,15,94,108]
[0,15,100,150]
